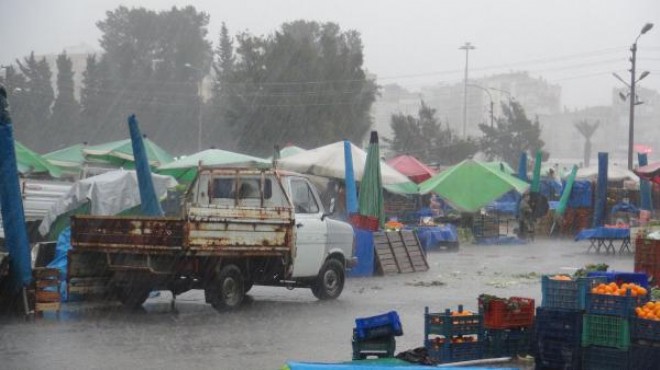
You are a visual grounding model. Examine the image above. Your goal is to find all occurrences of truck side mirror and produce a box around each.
[321,198,336,221]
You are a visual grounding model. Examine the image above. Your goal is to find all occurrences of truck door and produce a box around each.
[290,178,328,278]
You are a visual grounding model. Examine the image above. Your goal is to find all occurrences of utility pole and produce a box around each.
[459,42,476,139]
[626,23,653,170]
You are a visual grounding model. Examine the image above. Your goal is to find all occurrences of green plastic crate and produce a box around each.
[581,314,630,350]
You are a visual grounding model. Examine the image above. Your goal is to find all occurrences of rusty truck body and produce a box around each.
[69,167,355,311]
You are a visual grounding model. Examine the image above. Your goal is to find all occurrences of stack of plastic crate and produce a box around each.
[535,275,605,369]
[629,300,660,370]
[424,305,483,364]
[634,236,660,285]
[352,311,402,360]
[581,276,650,370]
[479,296,535,358]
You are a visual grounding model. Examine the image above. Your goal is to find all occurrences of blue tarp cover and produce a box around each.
[575,227,629,241]
[415,225,458,250]
[285,360,517,369]
[565,180,592,208]
[348,229,374,277]
[47,227,71,301]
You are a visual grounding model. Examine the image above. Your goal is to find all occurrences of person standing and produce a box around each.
[518,192,534,241]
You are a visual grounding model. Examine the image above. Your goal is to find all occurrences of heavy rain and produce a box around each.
[1,1,659,369]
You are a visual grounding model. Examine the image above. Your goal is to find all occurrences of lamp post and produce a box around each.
[625,23,653,170]
[467,83,494,128]
[459,42,476,138]
[185,63,204,151]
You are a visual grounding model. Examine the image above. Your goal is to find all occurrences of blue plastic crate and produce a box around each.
[533,336,581,370]
[631,316,660,342]
[541,275,606,311]
[484,328,532,358]
[581,346,629,370]
[630,342,660,370]
[585,291,649,317]
[425,339,483,364]
[586,271,650,289]
[535,307,583,344]
[425,306,483,337]
[354,311,403,340]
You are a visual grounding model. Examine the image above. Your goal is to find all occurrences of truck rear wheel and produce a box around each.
[311,259,345,300]
[207,264,245,311]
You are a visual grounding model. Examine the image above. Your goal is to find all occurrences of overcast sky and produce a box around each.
[1,0,658,109]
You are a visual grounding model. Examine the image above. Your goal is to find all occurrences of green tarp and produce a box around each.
[83,138,174,168]
[419,159,530,213]
[156,149,269,183]
[15,141,61,178]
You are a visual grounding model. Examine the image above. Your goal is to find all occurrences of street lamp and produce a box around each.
[459,42,476,139]
[467,83,494,128]
[185,63,204,151]
[623,22,653,170]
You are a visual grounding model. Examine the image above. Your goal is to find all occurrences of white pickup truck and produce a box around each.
[69,167,356,311]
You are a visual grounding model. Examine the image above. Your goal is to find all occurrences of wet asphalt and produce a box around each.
[0,238,634,370]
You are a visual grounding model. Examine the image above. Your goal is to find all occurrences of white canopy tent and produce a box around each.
[39,170,178,236]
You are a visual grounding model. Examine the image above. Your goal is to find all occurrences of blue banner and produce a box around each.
[593,152,608,227]
[638,153,652,211]
[343,140,358,215]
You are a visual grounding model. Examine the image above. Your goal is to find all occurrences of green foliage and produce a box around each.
[215,20,377,156]
[573,263,609,278]
[50,51,81,143]
[84,5,212,153]
[0,65,29,128]
[479,101,545,168]
[9,52,54,147]
[384,101,478,165]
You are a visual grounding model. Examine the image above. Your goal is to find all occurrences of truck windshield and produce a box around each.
[211,178,272,199]
[290,179,319,214]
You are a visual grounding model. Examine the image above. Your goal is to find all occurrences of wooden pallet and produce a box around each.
[374,230,428,275]
[33,267,61,315]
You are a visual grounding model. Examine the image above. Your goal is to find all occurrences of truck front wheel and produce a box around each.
[207,264,245,311]
[311,259,345,300]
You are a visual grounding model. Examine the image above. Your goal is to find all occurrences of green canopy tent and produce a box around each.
[15,141,61,178]
[83,137,174,168]
[482,161,516,175]
[419,159,530,213]
[269,145,306,160]
[43,143,87,175]
[156,149,270,183]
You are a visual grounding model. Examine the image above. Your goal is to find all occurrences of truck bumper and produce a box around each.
[346,256,358,268]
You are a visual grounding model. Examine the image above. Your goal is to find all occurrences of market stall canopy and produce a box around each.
[270,144,306,160]
[43,143,86,169]
[156,148,270,183]
[482,161,516,175]
[39,169,178,236]
[575,165,639,183]
[419,159,530,213]
[386,155,436,184]
[15,141,61,178]
[634,162,660,185]
[83,137,174,167]
[277,141,417,194]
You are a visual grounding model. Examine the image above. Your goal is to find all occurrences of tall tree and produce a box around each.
[219,21,377,156]
[14,52,54,148]
[208,22,236,149]
[50,51,81,144]
[574,119,600,167]
[88,6,212,153]
[0,65,30,130]
[384,101,478,165]
[479,100,545,168]
[80,54,106,139]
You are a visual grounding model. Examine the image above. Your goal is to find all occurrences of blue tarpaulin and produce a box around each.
[593,153,608,227]
[284,360,517,369]
[575,227,629,241]
[415,225,458,250]
[128,114,163,216]
[565,180,592,208]
[47,227,71,301]
[348,229,374,277]
[344,140,359,215]
[638,153,652,211]
[0,99,32,291]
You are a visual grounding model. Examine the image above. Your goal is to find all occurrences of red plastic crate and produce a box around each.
[479,297,535,329]
[635,237,660,267]
[349,214,380,231]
